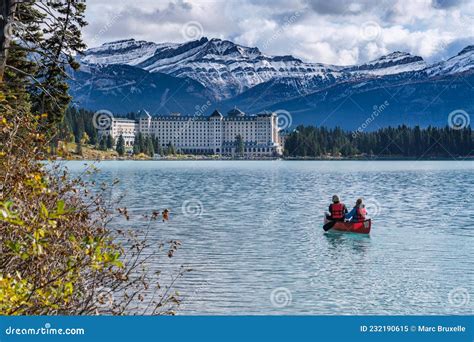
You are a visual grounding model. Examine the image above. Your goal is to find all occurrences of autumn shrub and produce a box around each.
[0,91,185,315]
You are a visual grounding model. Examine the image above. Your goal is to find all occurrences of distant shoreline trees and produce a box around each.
[60,107,473,158]
[284,125,473,158]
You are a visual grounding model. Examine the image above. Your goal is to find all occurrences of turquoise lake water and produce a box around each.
[66,160,474,315]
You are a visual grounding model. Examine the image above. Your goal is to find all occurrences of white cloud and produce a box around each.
[82,0,474,65]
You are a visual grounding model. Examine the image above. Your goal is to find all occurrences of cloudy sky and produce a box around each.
[83,0,474,65]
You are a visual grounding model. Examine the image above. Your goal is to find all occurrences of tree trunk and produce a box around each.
[0,0,17,83]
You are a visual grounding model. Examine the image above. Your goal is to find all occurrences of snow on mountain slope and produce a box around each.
[343,51,427,76]
[426,45,474,76]
[82,37,344,99]
[82,39,176,66]
[138,38,346,99]
[81,38,474,102]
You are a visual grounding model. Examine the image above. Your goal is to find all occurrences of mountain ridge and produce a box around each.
[81,37,473,99]
[74,37,474,129]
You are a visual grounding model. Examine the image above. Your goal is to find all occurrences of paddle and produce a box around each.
[323,220,337,231]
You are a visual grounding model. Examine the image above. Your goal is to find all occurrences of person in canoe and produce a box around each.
[345,198,367,222]
[162,209,169,222]
[326,195,348,222]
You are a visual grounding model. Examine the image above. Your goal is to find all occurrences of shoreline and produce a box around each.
[60,155,474,162]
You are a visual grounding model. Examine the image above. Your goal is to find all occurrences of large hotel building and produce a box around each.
[100,108,283,157]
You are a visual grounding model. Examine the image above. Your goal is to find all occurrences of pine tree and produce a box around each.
[167,142,176,155]
[75,141,83,156]
[138,133,146,153]
[152,135,163,155]
[132,134,140,155]
[146,136,154,157]
[235,134,244,156]
[30,1,87,132]
[99,136,107,151]
[75,115,84,143]
[116,134,125,156]
[106,134,114,149]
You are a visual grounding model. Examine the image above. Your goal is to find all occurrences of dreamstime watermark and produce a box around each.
[180,279,211,311]
[447,109,470,130]
[4,323,85,336]
[360,21,382,41]
[448,287,470,307]
[173,100,213,140]
[181,21,203,40]
[364,198,382,218]
[181,199,204,218]
[352,100,390,138]
[275,109,293,130]
[1,19,26,41]
[262,192,298,227]
[439,191,474,226]
[261,11,300,50]
[270,287,292,308]
[309,270,323,287]
[90,12,124,46]
[92,109,114,130]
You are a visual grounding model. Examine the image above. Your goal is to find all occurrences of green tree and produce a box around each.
[153,135,163,155]
[146,136,154,157]
[235,134,244,157]
[166,142,176,155]
[132,134,140,154]
[31,1,87,131]
[75,141,83,155]
[138,132,146,153]
[116,134,125,156]
[106,134,114,149]
[99,136,107,151]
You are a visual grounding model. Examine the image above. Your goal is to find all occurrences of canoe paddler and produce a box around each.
[345,198,367,222]
[162,209,169,222]
[326,195,348,222]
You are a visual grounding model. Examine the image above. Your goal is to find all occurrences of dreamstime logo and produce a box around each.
[181,199,204,217]
[353,100,389,138]
[275,109,293,130]
[2,20,25,40]
[261,11,300,50]
[448,109,470,130]
[90,12,123,46]
[360,21,382,41]
[175,100,213,140]
[181,21,203,40]
[309,270,322,287]
[92,110,114,130]
[270,287,292,308]
[364,198,382,217]
[448,287,470,307]
[94,286,114,309]
[262,192,298,227]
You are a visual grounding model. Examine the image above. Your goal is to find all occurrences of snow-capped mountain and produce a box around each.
[81,37,446,100]
[342,51,427,76]
[69,63,213,115]
[82,37,345,99]
[75,38,474,129]
[81,38,474,100]
[426,45,474,76]
[82,39,171,66]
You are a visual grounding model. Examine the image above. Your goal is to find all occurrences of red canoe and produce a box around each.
[323,217,371,234]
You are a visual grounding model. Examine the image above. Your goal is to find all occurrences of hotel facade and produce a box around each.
[100,108,283,157]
